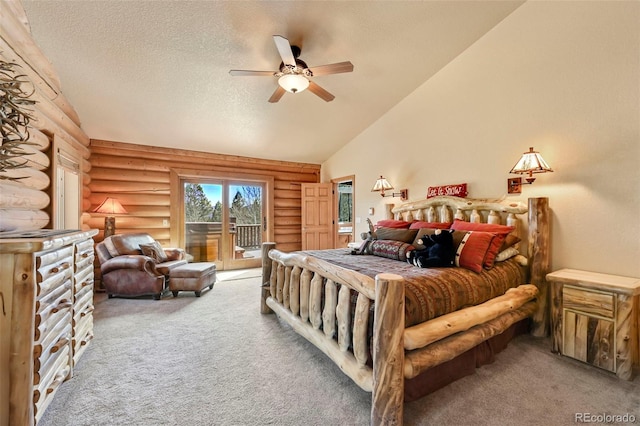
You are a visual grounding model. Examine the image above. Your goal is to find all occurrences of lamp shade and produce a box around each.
[371,176,394,192]
[509,147,553,177]
[278,74,309,93]
[93,197,128,215]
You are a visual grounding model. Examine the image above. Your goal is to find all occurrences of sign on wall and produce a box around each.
[427,183,468,198]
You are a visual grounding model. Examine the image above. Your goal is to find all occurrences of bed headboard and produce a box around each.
[388,195,528,241]
[389,195,527,225]
[388,195,551,337]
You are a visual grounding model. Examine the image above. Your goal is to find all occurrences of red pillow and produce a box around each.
[375,219,412,229]
[453,231,496,273]
[451,220,515,269]
[409,221,452,230]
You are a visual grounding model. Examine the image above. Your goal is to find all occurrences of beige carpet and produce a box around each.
[40,269,639,426]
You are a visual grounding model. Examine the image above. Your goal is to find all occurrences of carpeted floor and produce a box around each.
[40,269,639,426]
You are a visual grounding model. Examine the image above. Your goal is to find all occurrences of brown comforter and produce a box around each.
[302,249,527,327]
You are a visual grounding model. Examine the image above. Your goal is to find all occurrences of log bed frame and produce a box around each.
[260,196,550,425]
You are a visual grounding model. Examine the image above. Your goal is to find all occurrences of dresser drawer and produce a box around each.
[36,247,74,283]
[74,264,94,293]
[563,286,615,318]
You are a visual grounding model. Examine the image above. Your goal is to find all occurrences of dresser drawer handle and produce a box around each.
[47,367,70,394]
[50,337,69,353]
[50,263,71,273]
[81,253,89,258]
[51,299,72,313]
[80,306,95,317]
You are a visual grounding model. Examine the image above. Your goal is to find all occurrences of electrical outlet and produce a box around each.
[355,217,361,224]
[163,219,169,227]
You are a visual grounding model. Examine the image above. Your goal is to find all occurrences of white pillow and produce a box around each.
[495,246,519,262]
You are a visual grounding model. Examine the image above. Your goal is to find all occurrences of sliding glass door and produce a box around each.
[182,180,265,270]
[228,183,264,267]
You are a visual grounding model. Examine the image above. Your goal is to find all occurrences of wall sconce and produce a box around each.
[371,175,408,201]
[507,147,553,194]
[93,197,128,238]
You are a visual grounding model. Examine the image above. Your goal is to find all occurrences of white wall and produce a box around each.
[322,1,640,278]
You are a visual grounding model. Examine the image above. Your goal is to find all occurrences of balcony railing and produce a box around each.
[236,224,262,249]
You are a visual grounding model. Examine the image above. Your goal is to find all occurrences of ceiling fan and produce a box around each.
[229,35,354,103]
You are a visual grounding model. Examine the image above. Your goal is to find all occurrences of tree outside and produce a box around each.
[184,184,214,222]
[184,183,262,225]
[229,185,262,225]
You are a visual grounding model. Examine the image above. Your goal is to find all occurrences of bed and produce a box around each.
[260,196,550,425]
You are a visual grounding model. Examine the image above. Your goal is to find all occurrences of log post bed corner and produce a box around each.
[260,196,550,425]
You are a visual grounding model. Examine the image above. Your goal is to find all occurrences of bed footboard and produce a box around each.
[261,242,406,424]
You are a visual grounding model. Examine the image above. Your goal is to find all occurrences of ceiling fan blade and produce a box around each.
[308,61,354,76]
[273,35,296,66]
[229,70,276,77]
[268,86,286,103]
[308,81,335,102]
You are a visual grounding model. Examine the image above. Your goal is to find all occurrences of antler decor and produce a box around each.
[0,57,37,180]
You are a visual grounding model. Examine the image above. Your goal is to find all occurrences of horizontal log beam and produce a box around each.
[392,196,528,217]
[269,249,375,299]
[0,181,49,210]
[89,167,170,184]
[0,208,49,232]
[89,180,170,193]
[0,167,49,190]
[91,139,321,173]
[404,301,537,379]
[404,284,538,350]
[88,192,170,206]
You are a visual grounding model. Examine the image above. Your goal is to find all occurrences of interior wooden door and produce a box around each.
[301,183,334,250]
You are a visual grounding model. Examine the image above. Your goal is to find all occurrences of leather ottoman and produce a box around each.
[169,262,216,297]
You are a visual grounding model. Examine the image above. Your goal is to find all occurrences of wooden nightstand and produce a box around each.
[548,269,640,380]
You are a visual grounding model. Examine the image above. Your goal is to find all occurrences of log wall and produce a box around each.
[88,139,320,250]
[0,1,91,232]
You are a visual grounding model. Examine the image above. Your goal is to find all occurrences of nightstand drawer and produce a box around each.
[563,310,615,372]
[563,286,614,318]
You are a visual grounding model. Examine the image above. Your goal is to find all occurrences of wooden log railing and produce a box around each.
[261,242,378,392]
[261,242,406,425]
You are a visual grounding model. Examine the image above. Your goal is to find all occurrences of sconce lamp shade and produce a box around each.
[278,74,309,94]
[509,147,553,178]
[93,198,127,238]
[93,197,128,215]
[371,176,394,194]
[507,147,553,194]
[371,175,408,201]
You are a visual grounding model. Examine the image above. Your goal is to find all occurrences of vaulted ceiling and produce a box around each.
[22,0,524,164]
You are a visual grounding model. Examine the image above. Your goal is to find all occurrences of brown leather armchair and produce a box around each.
[96,233,188,300]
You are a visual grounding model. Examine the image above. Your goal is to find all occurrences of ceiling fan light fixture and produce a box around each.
[278,74,309,94]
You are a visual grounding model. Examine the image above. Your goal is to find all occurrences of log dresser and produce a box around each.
[0,229,98,426]
[548,268,640,380]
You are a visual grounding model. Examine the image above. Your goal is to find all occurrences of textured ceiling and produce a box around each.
[21,1,523,164]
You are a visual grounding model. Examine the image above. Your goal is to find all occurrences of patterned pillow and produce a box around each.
[139,241,168,263]
[369,240,414,261]
[451,220,515,269]
[452,231,496,273]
